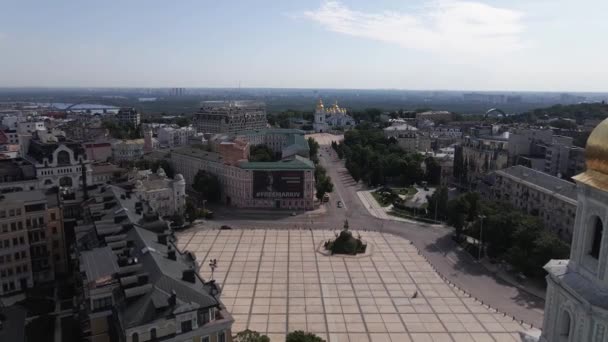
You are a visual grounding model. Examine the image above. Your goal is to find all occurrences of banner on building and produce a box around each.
[253,171,304,199]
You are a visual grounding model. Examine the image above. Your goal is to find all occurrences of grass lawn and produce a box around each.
[371,191,392,207]
[393,186,417,196]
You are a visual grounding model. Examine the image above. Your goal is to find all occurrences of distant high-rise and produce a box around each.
[193,101,267,134]
[114,107,141,127]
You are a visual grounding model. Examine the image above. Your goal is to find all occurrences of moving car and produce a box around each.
[337,201,343,208]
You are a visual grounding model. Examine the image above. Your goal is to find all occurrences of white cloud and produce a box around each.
[303,1,526,56]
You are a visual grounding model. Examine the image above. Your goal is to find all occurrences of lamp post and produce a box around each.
[209,258,218,281]
[478,215,486,260]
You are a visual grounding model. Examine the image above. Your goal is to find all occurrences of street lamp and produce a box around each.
[209,258,218,281]
[478,215,486,260]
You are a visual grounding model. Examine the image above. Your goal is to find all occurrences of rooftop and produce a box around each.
[495,165,577,202]
[0,190,47,204]
[239,155,315,170]
[76,185,224,328]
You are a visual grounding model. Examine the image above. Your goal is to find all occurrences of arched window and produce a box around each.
[44,179,53,185]
[150,328,157,340]
[59,177,72,187]
[590,217,604,259]
[132,332,139,342]
[57,150,70,165]
[559,310,572,341]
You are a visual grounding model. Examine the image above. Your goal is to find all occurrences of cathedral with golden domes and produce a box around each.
[540,118,608,341]
[313,99,355,133]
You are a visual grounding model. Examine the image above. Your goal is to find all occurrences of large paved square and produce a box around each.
[177,229,526,342]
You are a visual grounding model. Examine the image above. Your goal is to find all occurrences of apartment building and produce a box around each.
[0,192,34,295]
[383,124,431,152]
[157,125,196,148]
[491,165,577,241]
[193,101,267,134]
[115,107,141,127]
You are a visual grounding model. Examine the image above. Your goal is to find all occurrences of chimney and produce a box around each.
[182,268,196,283]
[167,245,176,260]
[81,160,88,200]
[168,290,176,306]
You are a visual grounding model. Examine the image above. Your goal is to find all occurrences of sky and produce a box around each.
[1,0,607,91]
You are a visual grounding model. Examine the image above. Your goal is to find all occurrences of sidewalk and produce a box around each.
[357,189,443,227]
[481,259,547,299]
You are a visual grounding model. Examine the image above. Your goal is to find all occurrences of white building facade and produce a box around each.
[157,126,196,148]
[541,118,608,342]
[132,168,186,217]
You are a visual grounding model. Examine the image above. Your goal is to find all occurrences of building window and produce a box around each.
[131,332,139,342]
[218,331,226,342]
[150,328,157,340]
[559,310,572,341]
[590,216,604,259]
[202,337,210,342]
[180,320,192,333]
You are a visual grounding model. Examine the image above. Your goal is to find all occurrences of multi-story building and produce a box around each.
[74,185,233,342]
[491,165,577,241]
[25,132,92,189]
[455,133,509,186]
[0,192,34,295]
[428,126,463,148]
[0,158,38,192]
[130,167,186,217]
[383,124,431,152]
[84,141,113,162]
[157,125,196,148]
[112,139,145,162]
[543,138,586,178]
[114,107,141,127]
[415,111,453,125]
[540,118,608,342]
[194,101,267,134]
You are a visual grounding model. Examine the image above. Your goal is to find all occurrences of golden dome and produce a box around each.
[316,99,324,110]
[585,117,608,175]
[573,117,608,191]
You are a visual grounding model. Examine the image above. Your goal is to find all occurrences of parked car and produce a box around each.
[337,201,343,208]
[220,225,232,230]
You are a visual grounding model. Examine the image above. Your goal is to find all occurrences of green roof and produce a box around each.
[239,155,315,170]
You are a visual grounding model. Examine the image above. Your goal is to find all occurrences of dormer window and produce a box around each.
[590,217,603,259]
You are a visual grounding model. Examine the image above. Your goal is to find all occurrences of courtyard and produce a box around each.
[176,228,528,342]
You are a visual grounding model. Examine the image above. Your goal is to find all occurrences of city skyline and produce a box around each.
[1,0,608,91]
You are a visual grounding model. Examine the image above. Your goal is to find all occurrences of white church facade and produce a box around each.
[313,99,355,133]
[541,118,608,342]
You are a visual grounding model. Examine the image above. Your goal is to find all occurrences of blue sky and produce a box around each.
[1,0,607,91]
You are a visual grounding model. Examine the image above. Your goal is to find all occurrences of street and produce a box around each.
[210,134,545,328]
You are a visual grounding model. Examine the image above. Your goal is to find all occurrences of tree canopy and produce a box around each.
[285,331,326,342]
[340,126,424,186]
[192,170,221,202]
[233,329,270,342]
[249,145,278,162]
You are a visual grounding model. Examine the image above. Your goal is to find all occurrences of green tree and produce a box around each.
[185,199,197,223]
[249,145,276,162]
[233,329,270,342]
[427,187,448,220]
[192,170,221,202]
[447,197,470,239]
[315,176,334,200]
[307,137,320,161]
[175,116,191,127]
[286,331,326,342]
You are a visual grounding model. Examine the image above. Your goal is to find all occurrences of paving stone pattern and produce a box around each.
[177,229,526,342]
